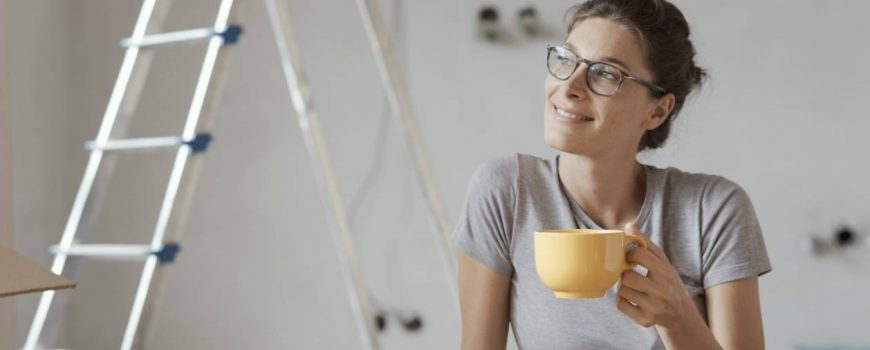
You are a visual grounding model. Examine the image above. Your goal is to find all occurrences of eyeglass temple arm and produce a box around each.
[624,75,666,94]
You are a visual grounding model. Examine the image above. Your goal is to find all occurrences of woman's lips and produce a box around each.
[554,105,594,122]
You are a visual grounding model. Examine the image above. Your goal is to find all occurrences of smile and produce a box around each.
[554,105,594,122]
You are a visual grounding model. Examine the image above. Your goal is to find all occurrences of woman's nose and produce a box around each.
[562,64,591,99]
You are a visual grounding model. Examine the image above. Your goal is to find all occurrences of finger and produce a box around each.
[622,270,662,296]
[626,248,674,283]
[617,284,656,311]
[626,246,668,275]
[616,296,654,328]
[624,223,669,262]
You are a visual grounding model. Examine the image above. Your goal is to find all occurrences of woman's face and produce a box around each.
[544,17,673,158]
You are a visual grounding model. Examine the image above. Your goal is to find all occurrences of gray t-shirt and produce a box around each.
[451,153,772,350]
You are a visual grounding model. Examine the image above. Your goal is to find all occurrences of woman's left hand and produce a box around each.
[616,223,693,330]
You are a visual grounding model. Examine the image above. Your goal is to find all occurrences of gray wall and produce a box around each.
[9,0,870,349]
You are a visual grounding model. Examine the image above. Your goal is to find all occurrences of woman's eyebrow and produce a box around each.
[563,42,634,73]
[601,57,633,73]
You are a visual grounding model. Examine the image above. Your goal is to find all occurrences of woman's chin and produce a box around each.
[544,134,586,155]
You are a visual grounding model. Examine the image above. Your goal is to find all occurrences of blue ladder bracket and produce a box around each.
[155,243,181,264]
[219,25,243,44]
[185,133,213,153]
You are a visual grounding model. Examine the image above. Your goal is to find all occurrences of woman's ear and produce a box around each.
[644,93,675,130]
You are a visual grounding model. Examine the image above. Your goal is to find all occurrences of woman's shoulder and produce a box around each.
[465,154,515,191]
[650,165,751,204]
[468,153,514,180]
[470,153,552,182]
[466,153,552,193]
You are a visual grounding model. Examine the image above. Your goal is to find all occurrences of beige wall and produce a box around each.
[1,0,16,348]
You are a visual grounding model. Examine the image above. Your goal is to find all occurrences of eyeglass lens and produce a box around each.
[547,46,623,96]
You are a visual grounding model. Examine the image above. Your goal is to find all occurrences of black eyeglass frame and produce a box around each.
[546,44,667,97]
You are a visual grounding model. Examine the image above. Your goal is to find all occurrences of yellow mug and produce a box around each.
[534,229,647,298]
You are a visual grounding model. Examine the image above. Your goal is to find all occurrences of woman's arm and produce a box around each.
[706,276,765,349]
[618,223,765,350]
[458,250,511,350]
[618,223,722,349]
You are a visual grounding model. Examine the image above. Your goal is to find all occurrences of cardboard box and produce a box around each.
[0,245,75,298]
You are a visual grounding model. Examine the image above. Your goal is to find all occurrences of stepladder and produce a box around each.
[22,0,243,349]
[22,0,459,348]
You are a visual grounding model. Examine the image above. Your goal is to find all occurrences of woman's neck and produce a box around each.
[558,151,646,230]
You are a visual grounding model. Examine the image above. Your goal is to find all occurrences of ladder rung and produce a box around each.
[86,136,182,151]
[120,25,243,48]
[50,244,155,258]
[85,133,212,153]
[49,243,181,263]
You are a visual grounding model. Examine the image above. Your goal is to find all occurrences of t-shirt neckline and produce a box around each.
[553,154,655,230]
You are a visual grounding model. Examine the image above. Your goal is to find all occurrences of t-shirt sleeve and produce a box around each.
[450,156,517,277]
[700,177,772,288]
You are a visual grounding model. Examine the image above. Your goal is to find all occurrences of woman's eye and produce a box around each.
[595,69,618,81]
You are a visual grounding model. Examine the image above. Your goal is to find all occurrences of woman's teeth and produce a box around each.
[555,106,593,121]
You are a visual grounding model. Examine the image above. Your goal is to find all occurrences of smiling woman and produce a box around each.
[452,0,771,349]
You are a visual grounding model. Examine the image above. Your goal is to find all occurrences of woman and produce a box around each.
[451,0,772,349]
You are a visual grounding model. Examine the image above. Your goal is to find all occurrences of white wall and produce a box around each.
[9,0,870,349]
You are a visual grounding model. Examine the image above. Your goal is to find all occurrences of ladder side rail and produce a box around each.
[36,0,177,346]
[135,3,244,349]
[266,0,379,348]
[22,1,167,348]
[353,0,458,303]
[120,1,237,349]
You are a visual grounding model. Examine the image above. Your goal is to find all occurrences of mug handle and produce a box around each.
[623,235,647,271]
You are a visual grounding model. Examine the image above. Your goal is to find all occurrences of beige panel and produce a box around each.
[0,246,76,298]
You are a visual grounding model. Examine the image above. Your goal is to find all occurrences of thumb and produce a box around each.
[624,222,668,261]
[624,222,650,250]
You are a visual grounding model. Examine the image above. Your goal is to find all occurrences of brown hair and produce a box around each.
[566,0,707,151]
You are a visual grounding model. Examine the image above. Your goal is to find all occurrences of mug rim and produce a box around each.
[535,229,624,235]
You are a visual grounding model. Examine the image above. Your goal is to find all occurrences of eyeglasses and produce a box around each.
[546,45,667,97]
